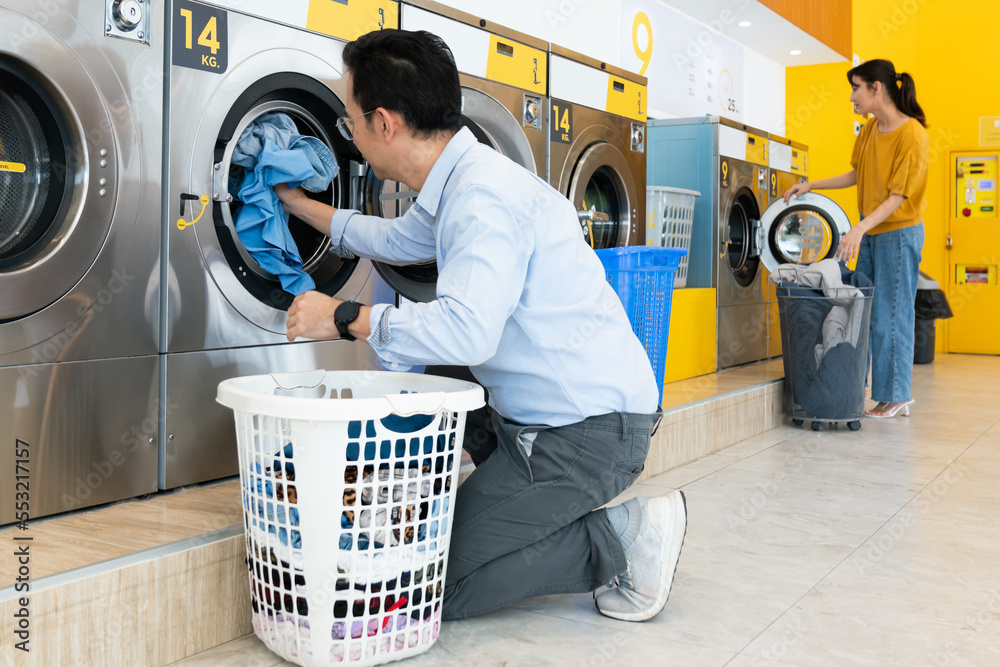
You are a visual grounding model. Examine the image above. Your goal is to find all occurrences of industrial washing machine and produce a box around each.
[647,117,770,368]
[162,0,398,489]
[766,134,810,359]
[548,44,647,250]
[382,0,548,302]
[0,0,164,523]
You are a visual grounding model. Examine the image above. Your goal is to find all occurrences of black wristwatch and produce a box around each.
[333,300,362,341]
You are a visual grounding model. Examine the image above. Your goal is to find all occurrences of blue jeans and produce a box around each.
[855,222,924,403]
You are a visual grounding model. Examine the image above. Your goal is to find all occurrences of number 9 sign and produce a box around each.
[632,12,652,76]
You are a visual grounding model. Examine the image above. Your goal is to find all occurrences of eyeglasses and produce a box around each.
[336,110,377,142]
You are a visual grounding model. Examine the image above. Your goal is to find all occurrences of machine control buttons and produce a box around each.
[112,0,143,31]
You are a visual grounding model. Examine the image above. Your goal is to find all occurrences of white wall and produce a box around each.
[436,0,786,134]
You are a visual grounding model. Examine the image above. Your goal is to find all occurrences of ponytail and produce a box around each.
[895,72,926,127]
[847,59,927,127]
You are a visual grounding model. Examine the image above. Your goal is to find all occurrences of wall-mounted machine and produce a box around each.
[162,0,398,490]
[948,152,1000,354]
[548,45,647,250]
[647,117,770,368]
[387,0,548,302]
[0,0,164,523]
[766,134,809,359]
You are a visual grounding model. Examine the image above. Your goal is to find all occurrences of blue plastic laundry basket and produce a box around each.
[595,247,687,400]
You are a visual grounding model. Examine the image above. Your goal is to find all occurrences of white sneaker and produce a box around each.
[595,489,687,621]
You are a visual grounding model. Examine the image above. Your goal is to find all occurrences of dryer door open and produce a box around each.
[196,72,362,315]
[370,85,536,303]
[757,192,852,274]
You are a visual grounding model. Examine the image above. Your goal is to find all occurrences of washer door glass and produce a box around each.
[580,167,624,249]
[0,61,73,269]
[727,189,760,287]
[566,141,635,249]
[757,193,853,274]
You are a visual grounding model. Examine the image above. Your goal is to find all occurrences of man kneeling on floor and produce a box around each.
[274,28,687,622]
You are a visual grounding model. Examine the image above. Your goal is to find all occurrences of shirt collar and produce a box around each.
[414,126,478,217]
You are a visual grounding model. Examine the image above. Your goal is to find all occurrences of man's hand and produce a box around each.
[286,291,342,342]
[274,183,309,216]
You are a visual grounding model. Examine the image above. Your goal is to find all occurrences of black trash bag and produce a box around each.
[915,289,953,320]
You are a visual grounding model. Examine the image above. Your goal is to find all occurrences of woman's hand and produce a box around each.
[835,226,865,263]
[782,182,811,203]
[286,291,341,342]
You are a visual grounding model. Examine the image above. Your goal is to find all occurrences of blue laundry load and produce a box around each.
[232,112,340,295]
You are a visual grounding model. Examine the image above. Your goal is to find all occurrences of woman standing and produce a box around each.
[784,59,929,418]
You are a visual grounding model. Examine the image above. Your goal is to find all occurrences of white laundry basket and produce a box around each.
[645,186,700,288]
[217,370,485,667]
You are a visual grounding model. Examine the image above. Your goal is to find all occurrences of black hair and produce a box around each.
[342,29,462,138]
[847,59,927,127]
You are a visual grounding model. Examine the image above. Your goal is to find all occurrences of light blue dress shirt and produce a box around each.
[329,127,658,427]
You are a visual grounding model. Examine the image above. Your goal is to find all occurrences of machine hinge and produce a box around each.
[946,234,953,250]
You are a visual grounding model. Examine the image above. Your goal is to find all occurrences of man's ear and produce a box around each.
[375,107,403,143]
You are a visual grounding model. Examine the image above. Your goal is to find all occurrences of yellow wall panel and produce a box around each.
[785,0,1000,353]
[663,288,717,385]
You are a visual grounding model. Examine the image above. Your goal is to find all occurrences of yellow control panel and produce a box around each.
[605,75,646,122]
[485,35,546,95]
[791,147,808,176]
[745,133,768,167]
[306,0,398,42]
[955,155,998,218]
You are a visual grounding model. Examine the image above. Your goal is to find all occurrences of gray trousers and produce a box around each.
[442,407,661,620]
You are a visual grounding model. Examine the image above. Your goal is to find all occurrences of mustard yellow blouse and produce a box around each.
[850,116,929,235]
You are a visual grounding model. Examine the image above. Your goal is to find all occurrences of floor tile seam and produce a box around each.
[724,503,903,659]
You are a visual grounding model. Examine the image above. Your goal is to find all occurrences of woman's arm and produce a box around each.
[783,170,858,203]
[834,193,905,262]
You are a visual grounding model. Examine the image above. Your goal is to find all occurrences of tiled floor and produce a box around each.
[170,353,1000,667]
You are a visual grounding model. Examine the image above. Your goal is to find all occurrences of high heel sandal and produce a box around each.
[865,399,914,419]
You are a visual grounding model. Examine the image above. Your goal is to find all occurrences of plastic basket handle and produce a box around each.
[268,369,327,391]
[383,391,448,416]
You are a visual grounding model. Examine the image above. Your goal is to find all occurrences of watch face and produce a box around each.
[335,300,361,325]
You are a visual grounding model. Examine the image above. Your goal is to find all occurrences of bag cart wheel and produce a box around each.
[847,420,862,431]
[811,421,824,432]
[792,419,804,427]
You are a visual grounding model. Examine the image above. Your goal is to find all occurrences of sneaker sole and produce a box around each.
[600,489,688,622]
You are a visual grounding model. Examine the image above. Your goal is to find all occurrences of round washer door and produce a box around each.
[0,15,120,322]
[757,192,852,274]
[189,70,362,325]
[558,123,637,250]
[726,187,762,288]
[370,86,536,303]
